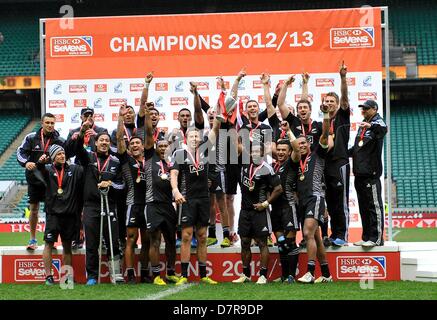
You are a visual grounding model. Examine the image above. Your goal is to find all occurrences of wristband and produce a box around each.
[144,82,150,89]
[323,113,330,120]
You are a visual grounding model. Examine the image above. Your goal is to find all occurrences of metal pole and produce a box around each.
[39,19,46,117]
[382,7,393,242]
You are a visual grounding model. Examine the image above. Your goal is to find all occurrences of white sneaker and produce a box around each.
[315,275,333,283]
[111,273,125,284]
[232,275,251,283]
[354,240,365,246]
[297,272,315,284]
[256,275,268,284]
[362,241,376,248]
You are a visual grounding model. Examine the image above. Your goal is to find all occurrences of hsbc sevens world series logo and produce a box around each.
[330,27,374,49]
[50,36,93,57]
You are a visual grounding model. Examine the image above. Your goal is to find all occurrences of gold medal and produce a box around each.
[249,182,255,191]
[358,140,363,147]
[57,188,63,195]
[161,173,168,180]
[136,176,141,183]
[299,175,305,181]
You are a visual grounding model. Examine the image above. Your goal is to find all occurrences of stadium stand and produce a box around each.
[392,105,437,208]
[0,113,31,156]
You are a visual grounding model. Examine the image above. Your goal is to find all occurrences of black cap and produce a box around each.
[81,107,94,116]
[359,100,378,110]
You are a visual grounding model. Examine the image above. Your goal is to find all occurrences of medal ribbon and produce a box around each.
[135,157,145,181]
[186,148,199,173]
[159,160,168,175]
[40,131,51,154]
[274,161,282,173]
[249,121,260,141]
[53,164,64,191]
[249,162,264,186]
[299,152,311,177]
[95,153,111,179]
[301,119,312,137]
[359,126,367,142]
[280,130,286,139]
[153,129,160,142]
[124,126,137,142]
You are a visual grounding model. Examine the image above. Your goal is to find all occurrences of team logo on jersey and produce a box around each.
[175,81,184,92]
[330,27,375,49]
[53,84,62,95]
[337,256,387,279]
[189,164,204,173]
[114,82,123,93]
[50,36,93,57]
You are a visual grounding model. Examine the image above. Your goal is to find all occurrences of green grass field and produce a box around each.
[0,281,436,300]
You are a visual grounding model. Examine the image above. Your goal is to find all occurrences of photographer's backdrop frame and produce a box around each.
[39,7,389,241]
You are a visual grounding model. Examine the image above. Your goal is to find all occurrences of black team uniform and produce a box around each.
[325,106,351,243]
[144,147,177,280]
[74,137,124,282]
[350,111,387,246]
[271,158,300,281]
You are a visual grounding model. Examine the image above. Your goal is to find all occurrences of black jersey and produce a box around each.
[325,107,350,174]
[239,117,273,145]
[144,150,172,204]
[293,144,328,199]
[271,159,298,210]
[118,148,154,206]
[285,113,322,149]
[239,161,281,211]
[110,124,139,154]
[168,120,204,150]
[170,141,211,199]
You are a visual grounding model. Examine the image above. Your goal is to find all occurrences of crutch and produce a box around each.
[98,187,116,284]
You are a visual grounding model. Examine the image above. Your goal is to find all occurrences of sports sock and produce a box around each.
[320,262,331,278]
[127,268,135,278]
[167,267,175,276]
[181,262,189,278]
[288,249,299,278]
[151,265,160,278]
[280,252,290,278]
[176,229,182,240]
[208,225,216,238]
[259,267,268,277]
[243,266,251,278]
[199,261,207,278]
[307,260,316,276]
[140,268,149,279]
[222,226,230,239]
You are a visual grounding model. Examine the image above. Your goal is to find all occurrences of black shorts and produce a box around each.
[145,202,177,235]
[271,204,300,232]
[125,204,147,228]
[238,209,272,239]
[28,183,45,204]
[44,214,76,243]
[225,164,239,195]
[298,196,325,224]
[209,170,226,194]
[178,197,210,228]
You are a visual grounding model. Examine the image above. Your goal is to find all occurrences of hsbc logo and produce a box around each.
[50,36,93,57]
[316,78,335,87]
[358,92,377,100]
[15,259,61,282]
[330,27,375,49]
[337,256,387,279]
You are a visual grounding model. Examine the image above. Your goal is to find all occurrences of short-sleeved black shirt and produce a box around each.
[325,107,350,175]
[271,159,298,210]
[144,149,172,204]
[285,113,322,150]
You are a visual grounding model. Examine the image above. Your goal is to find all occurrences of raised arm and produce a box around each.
[143,106,154,150]
[277,75,295,120]
[116,104,128,155]
[261,73,276,118]
[301,72,310,101]
[190,82,204,127]
[231,67,246,100]
[339,61,350,110]
[139,72,153,117]
[319,104,330,147]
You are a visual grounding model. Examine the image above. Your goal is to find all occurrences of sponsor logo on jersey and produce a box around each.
[50,36,93,57]
[48,100,66,108]
[189,164,204,173]
[15,259,61,282]
[330,27,375,49]
[337,256,387,279]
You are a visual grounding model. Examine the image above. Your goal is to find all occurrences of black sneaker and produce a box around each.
[323,236,332,248]
[127,274,136,285]
[140,275,152,284]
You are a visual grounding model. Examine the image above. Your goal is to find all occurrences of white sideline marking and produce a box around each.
[392,230,401,238]
[139,283,195,300]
